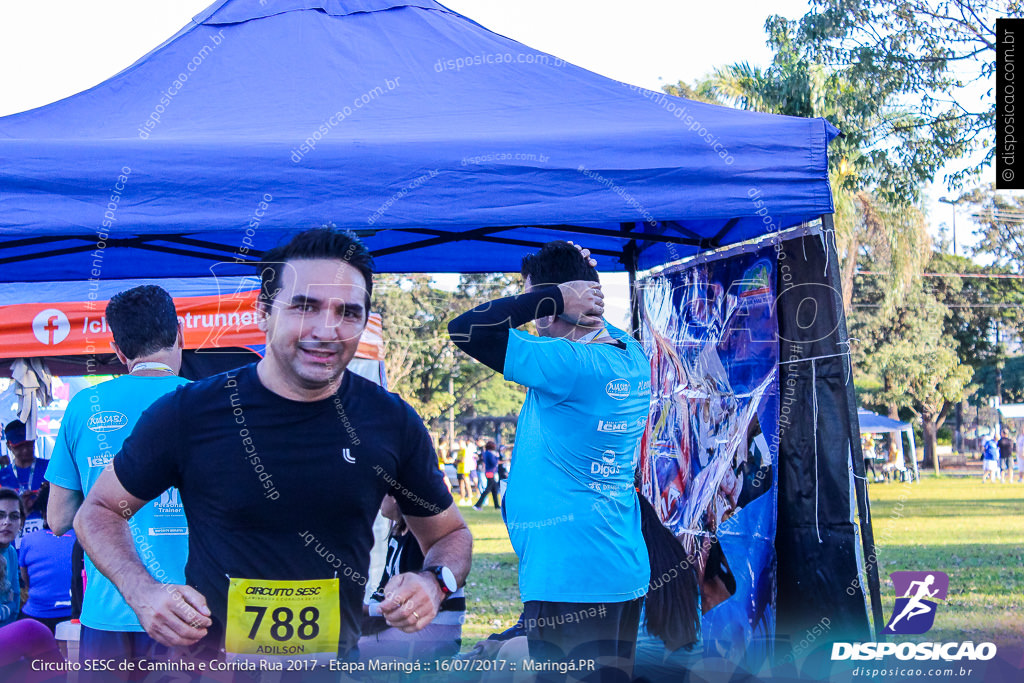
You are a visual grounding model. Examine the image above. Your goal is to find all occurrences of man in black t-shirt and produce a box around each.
[997,429,1014,483]
[75,228,471,663]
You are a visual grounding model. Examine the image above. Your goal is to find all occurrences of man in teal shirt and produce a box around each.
[46,285,189,678]
[449,241,650,680]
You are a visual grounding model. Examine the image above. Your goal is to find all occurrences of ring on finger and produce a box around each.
[413,611,420,620]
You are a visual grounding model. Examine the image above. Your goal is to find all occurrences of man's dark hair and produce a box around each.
[520,240,599,287]
[105,285,179,360]
[259,227,375,309]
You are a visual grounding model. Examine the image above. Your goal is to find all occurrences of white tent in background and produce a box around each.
[857,409,919,482]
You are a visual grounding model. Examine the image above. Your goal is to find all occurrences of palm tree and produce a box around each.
[687,60,930,311]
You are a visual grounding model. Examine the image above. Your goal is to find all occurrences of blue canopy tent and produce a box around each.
[0,0,881,650]
[0,0,836,281]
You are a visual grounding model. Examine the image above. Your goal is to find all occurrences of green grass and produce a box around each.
[865,476,1024,643]
[458,478,1024,648]
[459,504,520,644]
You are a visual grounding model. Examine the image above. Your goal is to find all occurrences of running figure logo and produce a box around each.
[884,571,949,635]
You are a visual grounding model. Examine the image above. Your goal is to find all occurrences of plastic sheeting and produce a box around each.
[639,245,779,667]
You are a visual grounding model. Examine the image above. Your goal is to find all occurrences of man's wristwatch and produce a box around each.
[422,565,457,596]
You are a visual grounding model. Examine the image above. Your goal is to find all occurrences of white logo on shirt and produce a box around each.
[597,420,628,433]
[87,411,129,433]
[605,379,630,400]
[342,448,356,464]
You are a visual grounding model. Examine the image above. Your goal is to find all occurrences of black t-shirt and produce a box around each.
[113,362,452,655]
[997,436,1014,459]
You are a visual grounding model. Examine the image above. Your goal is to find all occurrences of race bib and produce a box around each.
[225,577,341,663]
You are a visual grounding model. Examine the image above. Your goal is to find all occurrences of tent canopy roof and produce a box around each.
[0,0,837,282]
[858,409,911,434]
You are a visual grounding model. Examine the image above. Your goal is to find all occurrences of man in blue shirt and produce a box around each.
[1,419,48,536]
[46,285,189,679]
[472,441,500,510]
[449,241,651,680]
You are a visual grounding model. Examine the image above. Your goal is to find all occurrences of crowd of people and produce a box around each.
[0,230,699,683]
[438,437,509,510]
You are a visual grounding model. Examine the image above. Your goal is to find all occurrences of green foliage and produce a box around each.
[853,265,973,468]
[767,0,1019,193]
[965,183,1024,272]
[682,51,932,309]
[972,356,1024,403]
[373,273,526,434]
[855,279,973,419]
[926,250,1024,370]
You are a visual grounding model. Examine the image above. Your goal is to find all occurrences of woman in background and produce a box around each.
[0,487,25,627]
[19,484,75,633]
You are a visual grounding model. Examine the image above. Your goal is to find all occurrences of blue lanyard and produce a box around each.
[6,461,35,491]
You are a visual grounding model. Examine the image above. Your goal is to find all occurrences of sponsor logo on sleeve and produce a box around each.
[605,379,630,400]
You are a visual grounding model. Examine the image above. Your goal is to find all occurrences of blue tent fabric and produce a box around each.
[857,408,910,434]
[0,0,838,281]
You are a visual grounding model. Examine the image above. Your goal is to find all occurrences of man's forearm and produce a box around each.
[447,286,564,373]
[48,485,83,537]
[421,526,473,587]
[74,500,159,604]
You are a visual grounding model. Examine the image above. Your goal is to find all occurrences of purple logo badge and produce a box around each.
[883,571,949,635]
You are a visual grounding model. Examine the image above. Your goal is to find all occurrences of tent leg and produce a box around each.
[624,239,641,341]
[822,213,886,637]
[909,427,919,482]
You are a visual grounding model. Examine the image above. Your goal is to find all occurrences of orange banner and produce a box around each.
[0,291,383,361]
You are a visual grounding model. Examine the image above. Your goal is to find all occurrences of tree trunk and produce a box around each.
[840,231,861,312]
[922,417,940,475]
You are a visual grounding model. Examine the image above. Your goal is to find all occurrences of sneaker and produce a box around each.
[473,505,483,511]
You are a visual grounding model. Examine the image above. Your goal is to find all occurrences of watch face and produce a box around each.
[439,566,457,593]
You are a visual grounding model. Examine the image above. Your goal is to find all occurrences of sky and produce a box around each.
[0,1,992,318]
[0,0,812,115]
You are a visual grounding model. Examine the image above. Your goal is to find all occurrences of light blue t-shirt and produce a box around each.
[46,374,190,631]
[503,323,651,602]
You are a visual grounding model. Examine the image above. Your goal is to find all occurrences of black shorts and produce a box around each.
[522,598,642,683]
[1000,456,1012,471]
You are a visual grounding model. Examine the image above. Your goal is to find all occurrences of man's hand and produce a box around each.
[558,280,605,326]
[126,581,212,647]
[567,241,598,268]
[378,571,443,633]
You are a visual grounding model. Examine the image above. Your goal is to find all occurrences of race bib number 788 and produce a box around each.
[225,577,341,663]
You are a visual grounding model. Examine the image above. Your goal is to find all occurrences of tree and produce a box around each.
[862,286,973,472]
[965,184,1024,272]
[768,0,1020,192]
[926,250,1024,370]
[686,59,931,309]
[373,273,526,440]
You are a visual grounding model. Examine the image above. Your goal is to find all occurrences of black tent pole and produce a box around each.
[821,213,885,637]
[621,231,641,341]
